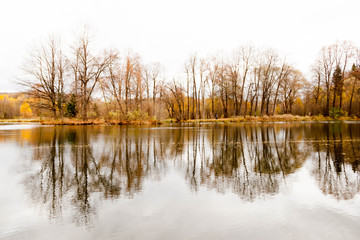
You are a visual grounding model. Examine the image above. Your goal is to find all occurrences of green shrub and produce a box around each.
[126,110,149,121]
[329,108,347,119]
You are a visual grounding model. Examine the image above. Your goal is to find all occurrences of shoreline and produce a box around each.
[1,115,360,125]
[180,115,360,123]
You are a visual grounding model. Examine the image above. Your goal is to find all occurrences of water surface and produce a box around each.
[1,122,360,239]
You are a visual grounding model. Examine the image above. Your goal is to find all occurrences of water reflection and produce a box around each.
[22,126,167,227]
[184,125,308,201]
[309,123,360,200]
[9,123,360,226]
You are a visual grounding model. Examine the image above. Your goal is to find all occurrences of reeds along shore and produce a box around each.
[181,115,360,123]
[1,114,359,126]
[39,118,161,125]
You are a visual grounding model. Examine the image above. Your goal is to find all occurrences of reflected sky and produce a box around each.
[1,122,360,239]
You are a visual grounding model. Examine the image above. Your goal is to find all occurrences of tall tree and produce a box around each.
[207,55,220,118]
[21,35,65,118]
[348,64,359,115]
[332,65,342,108]
[103,52,123,114]
[318,46,335,116]
[311,60,323,114]
[72,30,116,120]
[238,44,253,116]
[259,49,278,117]
[150,63,160,118]
[272,60,290,115]
[282,69,305,114]
[198,59,206,119]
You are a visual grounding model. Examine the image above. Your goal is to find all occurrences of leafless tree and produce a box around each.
[102,51,123,113]
[198,58,207,119]
[282,69,305,113]
[21,35,66,118]
[72,30,116,120]
[259,49,278,117]
[239,45,254,116]
[206,55,220,118]
[318,45,335,116]
[150,63,161,118]
[272,60,291,115]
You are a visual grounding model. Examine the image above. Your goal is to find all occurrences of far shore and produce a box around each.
[180,115,360,123]
[1,114,359,126]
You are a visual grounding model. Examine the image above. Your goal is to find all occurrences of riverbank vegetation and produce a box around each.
[181,114,359,123]
[1,114,359,126]
[1,29,359,124]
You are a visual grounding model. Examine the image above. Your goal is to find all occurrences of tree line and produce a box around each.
[308,41,360,117]
[18,30,360,121]
[0,93,32,119]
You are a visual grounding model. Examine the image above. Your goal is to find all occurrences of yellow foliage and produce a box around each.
[293,98,304,115]
[246,102,251,109]
[20,102,32,118]
[295,98,304,109]
[245,102,251,115]
[275,104,282,114]
[0,94,9,101]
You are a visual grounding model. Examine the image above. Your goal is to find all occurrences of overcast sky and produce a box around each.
[1,0,359,92]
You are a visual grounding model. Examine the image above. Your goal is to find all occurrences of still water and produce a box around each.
[0,122,360,240]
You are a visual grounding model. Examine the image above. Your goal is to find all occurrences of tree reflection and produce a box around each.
[24,126,166,227]
[24,127,68,220]
[22,123,360,227]
[183,124,308,201]
[311,123,360,200]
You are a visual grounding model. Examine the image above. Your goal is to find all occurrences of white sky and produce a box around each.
[1,0,360,92]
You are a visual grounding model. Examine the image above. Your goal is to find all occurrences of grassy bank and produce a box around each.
[39,118,161,126]
[0,118,161,125]
[1,114,359,125]
[0,118,41,123]
[181,114,360,123]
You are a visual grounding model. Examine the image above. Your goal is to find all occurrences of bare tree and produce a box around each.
[184,62,190,120]
[189,54,198,119]
[333,41,355,108]
[207,55,220,118]
[218,57,230,118]
[238,44,253,116]
[72,30,116,120]
[311,60,323,114]
[259,49,278,117]
[103,52,123,114]
[143,66,151,116]
[198,58,206,119]
[349,49,360,115]
[229,51,241,116]
[21,35,65,118]
[150,63,160,118]
[165,78,185,120]
[272,59,290,115]
[318,46,335,116]
[282,69,305,113]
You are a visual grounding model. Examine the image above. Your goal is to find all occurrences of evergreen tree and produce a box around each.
[332,65,342,108]
[66,94,77,118]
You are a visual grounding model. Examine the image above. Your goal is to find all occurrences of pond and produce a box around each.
[0,122,360,240]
